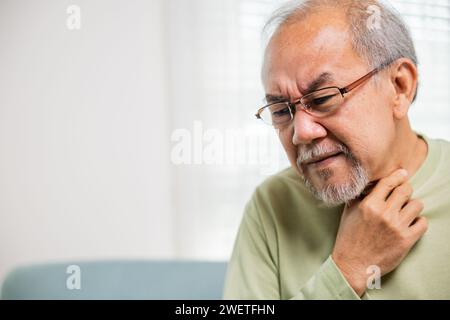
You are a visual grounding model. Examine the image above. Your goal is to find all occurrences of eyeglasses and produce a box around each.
[255,61,393,127]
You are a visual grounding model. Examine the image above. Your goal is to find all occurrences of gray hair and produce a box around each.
[264,0,419,101]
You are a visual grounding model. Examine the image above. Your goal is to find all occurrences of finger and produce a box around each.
[386,182,413,212]
[370,169,409,203]
[400,200,424,226]
[407,216,428,239]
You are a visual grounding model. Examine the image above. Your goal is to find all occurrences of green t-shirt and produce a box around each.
[223,135,450,299]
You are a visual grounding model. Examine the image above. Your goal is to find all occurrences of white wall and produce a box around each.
[0,0,174,282]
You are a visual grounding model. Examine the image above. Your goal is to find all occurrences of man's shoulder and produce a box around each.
[434,137,450,155]
[429,136,450,178]
[425,135,450,169]
[411,135,450,201]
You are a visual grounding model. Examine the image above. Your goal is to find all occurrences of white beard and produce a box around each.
[297,143,369,207]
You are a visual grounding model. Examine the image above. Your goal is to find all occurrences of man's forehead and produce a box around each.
[265,72,335,102]
[263,41,342,100]
[262,18,359,99]
[265,72,335,103]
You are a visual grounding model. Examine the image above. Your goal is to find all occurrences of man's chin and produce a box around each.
[304,168,351,188]
[300,167,370,206]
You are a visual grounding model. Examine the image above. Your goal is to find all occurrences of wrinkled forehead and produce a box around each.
[262,15,366,97]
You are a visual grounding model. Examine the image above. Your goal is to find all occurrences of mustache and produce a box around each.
[297,142,352,166]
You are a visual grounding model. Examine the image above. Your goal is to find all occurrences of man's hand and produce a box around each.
[332,169,428,296]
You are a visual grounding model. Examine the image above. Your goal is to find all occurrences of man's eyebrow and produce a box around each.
[265,94,287,103]
[304,72,334,94]
[265,72,335,103]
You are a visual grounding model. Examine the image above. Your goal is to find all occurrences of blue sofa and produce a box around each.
[1,260,228,300]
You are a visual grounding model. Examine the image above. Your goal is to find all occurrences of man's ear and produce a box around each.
[389,58,418,120]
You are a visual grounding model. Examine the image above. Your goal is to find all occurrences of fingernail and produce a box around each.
[399,169,408,177]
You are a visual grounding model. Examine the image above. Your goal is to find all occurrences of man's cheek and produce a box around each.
[281,140,297,165]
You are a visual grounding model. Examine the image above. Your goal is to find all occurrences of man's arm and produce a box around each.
[223,198,280,299]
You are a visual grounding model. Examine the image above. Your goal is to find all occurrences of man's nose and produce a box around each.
[292,109,327,145]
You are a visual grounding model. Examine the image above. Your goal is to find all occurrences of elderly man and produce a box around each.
[223,0,450,299]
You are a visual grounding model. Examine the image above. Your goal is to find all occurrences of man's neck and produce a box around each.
[361,129,429,198]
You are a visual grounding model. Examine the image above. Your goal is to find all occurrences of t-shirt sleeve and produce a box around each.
[223,195,363,300]
[223,197,280,299]
[289,256,363,300]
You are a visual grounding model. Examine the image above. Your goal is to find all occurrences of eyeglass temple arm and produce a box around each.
[255,107,264,119]
[340,68,380,95]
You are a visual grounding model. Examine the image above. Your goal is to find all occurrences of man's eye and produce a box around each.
[312,94,336,105]
[272,108,290,117]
